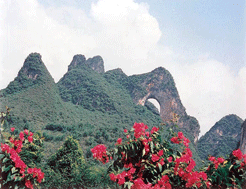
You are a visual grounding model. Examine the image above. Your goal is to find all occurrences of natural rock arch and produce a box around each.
[129,67,200,142]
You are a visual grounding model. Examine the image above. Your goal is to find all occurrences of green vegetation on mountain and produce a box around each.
[3,52,239,187]
[197,114,243,160]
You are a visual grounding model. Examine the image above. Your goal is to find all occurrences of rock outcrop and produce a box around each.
[127,67,200,142]
[240,120,246,154]
[68,54,104,73]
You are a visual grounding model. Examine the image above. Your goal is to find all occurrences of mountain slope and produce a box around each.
[0,53,79,131]
[197,114,243,160]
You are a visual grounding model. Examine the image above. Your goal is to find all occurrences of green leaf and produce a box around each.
[150,141,154,154]
[158,163,162,172]
[3,165,13,172]
[7,172,13,182]
[0,153,5,160]
[142,148,146,157]
[3,157,9,163]
[15,176,23,182]
[11,167,18,174]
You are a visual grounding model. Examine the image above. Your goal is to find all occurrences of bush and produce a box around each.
[91,122,246,188]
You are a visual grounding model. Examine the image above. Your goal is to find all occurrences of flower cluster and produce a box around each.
[92,122,246,188]
[0,128,44,189]
[208,156,225,169]
[133,122,149,139]
[92,123,211,188]
[170,131,190,147]
[27,167,45,183]
[91,144,109,164]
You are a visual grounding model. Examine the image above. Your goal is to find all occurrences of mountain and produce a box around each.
[0,52,202,164]
[197,114,243,160]
[0,53,77,131]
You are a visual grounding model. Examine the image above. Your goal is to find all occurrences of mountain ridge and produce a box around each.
[197,114,243,160]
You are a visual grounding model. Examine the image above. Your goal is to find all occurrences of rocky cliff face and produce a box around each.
[68,54,104,73]
[197,114,243,160]
[240,120,246,154]
[126,67,200,142]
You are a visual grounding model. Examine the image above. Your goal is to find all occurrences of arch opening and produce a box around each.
[145,98,160,115]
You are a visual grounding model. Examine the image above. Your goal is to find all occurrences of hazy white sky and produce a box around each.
[0,0,245,136]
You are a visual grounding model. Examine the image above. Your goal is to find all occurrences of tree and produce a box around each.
[47,136,86,189]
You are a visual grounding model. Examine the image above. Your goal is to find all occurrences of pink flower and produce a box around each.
[170,137,180,144]
[24,129,29,135]
[232,149,243,160]
[109,173,117,182]
[167,156,173,163]
[124,129,128,133]
[91,144,109,164]
[11,127,15,132]
[1,143,10,153]
[158,150,163,157]
[25,180,33,189]
[19,132,24,141]
[133,123,148,138]
[178,132,184,139]
[28,136,33,143]
[152,154,160,162]
[217,157,224,164]
[151,127,159,134]
[116,138,122,145]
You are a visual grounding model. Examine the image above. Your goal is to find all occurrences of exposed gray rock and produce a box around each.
[240,120,246,154]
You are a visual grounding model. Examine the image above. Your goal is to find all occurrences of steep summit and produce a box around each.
[197,114,243,160]
[68,54,104,73]
[85,56,104,73]
[3,53,54,95]
[68,55,86,71]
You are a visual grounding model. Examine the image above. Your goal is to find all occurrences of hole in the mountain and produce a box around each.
[146,98,160,115]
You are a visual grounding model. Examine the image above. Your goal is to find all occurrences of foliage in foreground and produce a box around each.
[91,122,246,188]
[0,127,44,189]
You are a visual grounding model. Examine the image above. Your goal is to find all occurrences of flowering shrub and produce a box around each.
[0,127,44,189]
[205,148,246,188]
[91,123,212,188]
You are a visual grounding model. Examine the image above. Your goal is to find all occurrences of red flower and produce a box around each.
[24,129,29,135]
[208,156,215,162]
[28,136,33,143]
[11,127,15,132]
[19,132,24,141]
[152,154,160,162]
[232,149,243,160]
[178,132,184,139]
[25,179,33,189]
[133,122,148,138]
[1,143,10,153]
[170,137,180,144]
[167,156,173,162]
[217,157,224,164]
[109,173,117,182]
[116,138,122,145]
[158,150,163,157]
[151,127,159,134]
[91,144,109,164]
[124,129,128,133]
